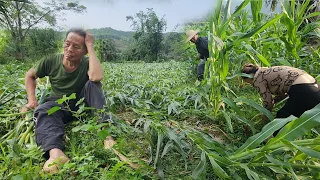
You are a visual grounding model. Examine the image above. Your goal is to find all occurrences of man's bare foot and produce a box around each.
[42,148,70,174]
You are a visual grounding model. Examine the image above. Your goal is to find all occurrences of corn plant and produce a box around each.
[188,104,320,179]
[206,0,283,116]
[280,0,320,67]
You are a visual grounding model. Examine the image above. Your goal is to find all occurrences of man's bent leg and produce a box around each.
[80,80,110,122]
[35,101,70,158]
[34,100,71,173]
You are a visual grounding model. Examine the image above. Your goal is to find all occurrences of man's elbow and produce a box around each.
[89,75,103,82]
[25,69,37,80]
[88,70,104,82]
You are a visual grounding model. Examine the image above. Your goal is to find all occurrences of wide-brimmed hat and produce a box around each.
[185,30,199,43]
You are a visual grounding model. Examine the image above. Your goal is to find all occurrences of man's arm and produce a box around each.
[24,68,38,110]
[85,32,104,82]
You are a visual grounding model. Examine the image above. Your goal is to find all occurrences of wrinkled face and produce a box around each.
[190,34,198,43]
[63,32,87,62]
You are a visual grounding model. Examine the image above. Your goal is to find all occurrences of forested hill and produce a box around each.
[89,27,133,40]
[88,27,182,50]
[89,27,178,40]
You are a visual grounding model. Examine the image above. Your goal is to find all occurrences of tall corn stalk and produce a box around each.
[280,0,320,67]
[206,0,282,115]
[206,0,250,115]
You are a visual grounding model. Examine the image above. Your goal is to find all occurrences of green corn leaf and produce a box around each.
[275,58,292,66]
[269,166,289,174]
[281,139,320,159]
[220,0,251,35]
[235,116,296,154]
[222,97,241,115]
[297,0,310,20]
[222,111,233,133]
[161,141,173,158]
[208,155,231,179]
[304,12,320,20]
[144,119,152,133]
[166,128,188,168]
[235,97,273,120]
[267,104,320,147]
[240,164,260,180]
[251,0,262,23]
[192,151,207,179]
[244,44,270,67]
[234,116,257,134]
[227,13,283,50]
[211,0,222,28]
[294,145,320,161]
[206,152,234,166]
[154,132,164,169]
[222,54,229,79]
[226,73,253,80]
[288,165,299,180]
[265,155,287,166]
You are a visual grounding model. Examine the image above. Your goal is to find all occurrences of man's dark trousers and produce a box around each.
[34,80,107,158]
[197,59,206,81]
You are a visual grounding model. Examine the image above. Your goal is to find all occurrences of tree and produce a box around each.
[163,32,185,61]
[0,0,86,60]
[95,38,118,62]
[126,8,166,62]
[24,28,62,59]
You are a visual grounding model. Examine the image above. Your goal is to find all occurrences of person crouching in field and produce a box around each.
[185,30,209,81]
[241,63,320,121]
[21,28,110,174]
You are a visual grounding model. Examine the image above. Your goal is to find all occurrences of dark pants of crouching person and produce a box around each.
[276,82,320,118]
[273,82,320,136]
[34,80,109,159]
[197,59,206,81]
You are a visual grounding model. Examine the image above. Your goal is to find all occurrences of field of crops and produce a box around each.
[1,0,320,179]
[0,60,319,179]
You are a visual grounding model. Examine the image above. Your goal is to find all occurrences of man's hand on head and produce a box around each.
[85,31,94,48]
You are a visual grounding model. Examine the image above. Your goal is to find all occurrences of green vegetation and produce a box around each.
[0,0,320,179]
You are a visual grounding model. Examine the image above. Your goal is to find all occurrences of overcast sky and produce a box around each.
[57,0,276,32]
[58,0,215,32]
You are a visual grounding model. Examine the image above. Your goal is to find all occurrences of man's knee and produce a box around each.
[84,80,102,90]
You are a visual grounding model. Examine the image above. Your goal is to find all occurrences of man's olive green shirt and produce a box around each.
[35,54,89,97]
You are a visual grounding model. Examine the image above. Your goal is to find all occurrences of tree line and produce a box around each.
[0,0,185,63]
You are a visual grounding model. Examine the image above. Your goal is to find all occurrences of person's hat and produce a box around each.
[185,30,199,43]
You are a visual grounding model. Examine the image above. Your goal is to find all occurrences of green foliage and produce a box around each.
[0,30,16,64]
[0,59,319,179]
[0,0,86,60]
[162,32,186,61]
[125,8,167,62]
[0,0,319,179]
[95,38,118,62]
[24,28,62,60]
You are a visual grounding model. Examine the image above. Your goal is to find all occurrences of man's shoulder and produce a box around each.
[199,36,208,41]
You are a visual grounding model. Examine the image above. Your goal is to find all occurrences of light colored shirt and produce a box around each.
[253,66,306,110]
